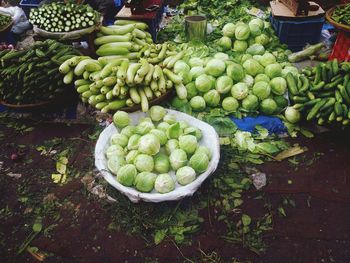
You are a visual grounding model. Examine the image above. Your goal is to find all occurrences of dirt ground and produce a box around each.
[0,116,349,263]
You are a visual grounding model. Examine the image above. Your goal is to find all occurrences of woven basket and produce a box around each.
[0,17,13,33]
[326,4,350,33]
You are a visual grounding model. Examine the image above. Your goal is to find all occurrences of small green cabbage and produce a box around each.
[195,74,213,92]
[189,152,209,173]
[136,121,155,135]
[127,134,141,150]
[285,106,300,123]
[186,81,198,99]
[233,40,248,52]
[157,122,170,132]
[203,90,221,107]
[178,71,192,85]
[246,44,265,55]
[107,156,126,175]
[134,154,154,172]
[214,52,230,61]
[260,98,278,115]
[188,57,204,67]
[166,122,182,139]
[106,144,125,159]
[252,81,271,100]
[138,134,160,156]
[179,121,189,130]
[235,24,250,40]
[243,58,264,76]
[259,52,276,67]
[169,149,188,171]
[134,172,157,192]
[255,73,270,83]
[190,96,206,111]
[255,34,270,46]
[149,105,166,122]
[176,166,196,185]
[231,82,249,100]
[205,58,226,77]
[222,22,236,38]
[249,18,264,30]
[110,133,129,148]
[163,114,177,124]
[241,54,253,63]
[194,145,211,159]
[265,63,282,79]
[113,111,130,129]
[217,36,232,51]
[125,150,139,164]
[243,74,254,88]
[179,135,198,155]
[154,173,175,193]
[249,23,262,37]
[282,66,299,77]
[183,127,202,141]
[227,63,245,82]
[149,129,167,146]
[222,97,239,112]
[216,75,233,94]
[165,139,179,155]
[174,60,190,74]
[270,77,287,95]
[116,164,137,186]
[190,66,205,79]
[242,94,259,111]
[120,125,136,138]
[154,153,170,174]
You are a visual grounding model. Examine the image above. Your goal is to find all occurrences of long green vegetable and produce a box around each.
[0,39,80,104]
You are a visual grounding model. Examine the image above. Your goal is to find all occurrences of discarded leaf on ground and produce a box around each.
[274,146,307,161]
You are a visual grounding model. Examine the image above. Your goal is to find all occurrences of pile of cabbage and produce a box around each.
[171,50,299,115]
[105,106,212,193]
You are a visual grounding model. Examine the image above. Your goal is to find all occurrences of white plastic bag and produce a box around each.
[95,109,221,203]
[0,6,30,34]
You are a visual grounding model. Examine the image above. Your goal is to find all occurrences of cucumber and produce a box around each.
[94,34,132,46]
[286,73,298,95]
[306,99,327,121]
[100,24,135,35]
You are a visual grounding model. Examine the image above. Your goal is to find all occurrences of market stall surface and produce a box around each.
[0,115,349,263]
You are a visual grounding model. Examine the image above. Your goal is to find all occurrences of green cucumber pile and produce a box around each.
[0,13,11,30]
[29,2,99,32]
[95,20,152,58]
[106,106,212,193]
[59,55,184,113]
[0,39,80,104]
[288,60,350,126]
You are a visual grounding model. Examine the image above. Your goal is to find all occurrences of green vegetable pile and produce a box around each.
[95,20,152,58]
[106,106,212,193]
[29,2,99,32]
[168,18,296,116]
[288,60,350,126]
[331,3,350,26]
[0,39,80,104]
[0,13,11,30]
[59,53,183,113]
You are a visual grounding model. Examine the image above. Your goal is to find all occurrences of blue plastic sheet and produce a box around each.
[230,115,287,134]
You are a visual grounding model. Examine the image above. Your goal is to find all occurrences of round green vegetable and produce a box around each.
[179,135,198,155]
[127,134,141,150]
[134,172,157,192]
[189,152,209,173]
[216,75,233,94]
[166,122,182,139]
[113,111,130,128]
[149,105,167,122]
[285,106,300,123]
[234,40,248,52]
[116,164,137,186]
[205,58,226,77]
[231,82,249,100]
[222,97,239,112]
[260,98,278,115]
[190,96,206,111]
[242,94,259,111]
[222,23,236,38]
[107,156,126,175]
[183,127,202,141]
[227,63,245,82]
[270,77,287,95]
[110,133,129,148]
[106,144,125,159]
[252,81,271,100]
[203,90,220,107]
[194,145,211,159]
[154,153,170,174]
[138,134,160,156]
[154,173,175,193]
[134,154,154,172]
[165,139,179,155]
[176,166,196,186]
[265,63,282,79]
[169,149,188,171]
[235,24,250,40]
[150,129,168,145]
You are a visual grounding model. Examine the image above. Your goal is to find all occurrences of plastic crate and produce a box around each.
[270,13,325,51]
[329,31,350,62]
[19,0,43,18]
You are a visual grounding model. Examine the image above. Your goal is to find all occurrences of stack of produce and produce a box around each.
[0,13,11,30]
[0,40,80,104]
[59,56,185,113]
[29,2,99,32]
[331,3,350,26]
[287,60,350,126]
[95,20,153,58]
[106,106,212,193]
[170,50,295,115]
